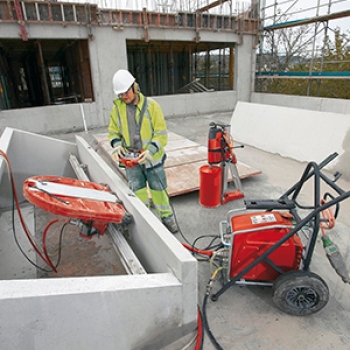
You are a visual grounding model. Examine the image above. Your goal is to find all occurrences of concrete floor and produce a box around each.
[0,205,127,280]
[48,111,350,350]
[34,208,127,279]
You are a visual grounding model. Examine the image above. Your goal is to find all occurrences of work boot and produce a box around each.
[162,216,179,234]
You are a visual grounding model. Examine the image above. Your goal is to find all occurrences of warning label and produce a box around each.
[250,214,277,225]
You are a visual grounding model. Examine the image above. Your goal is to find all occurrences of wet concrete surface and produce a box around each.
[47,111,350,350]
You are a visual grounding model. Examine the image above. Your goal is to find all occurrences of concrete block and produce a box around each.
[231,101,350,179]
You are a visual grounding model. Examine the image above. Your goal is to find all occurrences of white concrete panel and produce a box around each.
[0,274,185,350]
[76,135,198,324]
[230,102,350,177]
[0,103,98,135]
[251,92,350,115]
[157,90,237,117]
[0,128,77,208]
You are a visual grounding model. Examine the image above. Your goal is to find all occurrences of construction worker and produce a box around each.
[108,69,178,233]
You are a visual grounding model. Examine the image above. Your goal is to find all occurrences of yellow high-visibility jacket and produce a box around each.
[108,92,168,168]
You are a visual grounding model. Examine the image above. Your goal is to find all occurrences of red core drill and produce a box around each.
[199,122,244,208]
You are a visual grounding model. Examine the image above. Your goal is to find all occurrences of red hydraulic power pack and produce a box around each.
[229,211,303,281]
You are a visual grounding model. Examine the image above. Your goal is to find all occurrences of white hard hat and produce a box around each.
[112,69,135,95]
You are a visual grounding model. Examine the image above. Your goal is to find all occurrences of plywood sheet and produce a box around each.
[167,138,199,151]
[92,132,261,197]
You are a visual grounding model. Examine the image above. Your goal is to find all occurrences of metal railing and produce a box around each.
[0,0,259,35]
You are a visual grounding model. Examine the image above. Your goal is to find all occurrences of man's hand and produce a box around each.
[111,145,126,162]
[138,150,153,165]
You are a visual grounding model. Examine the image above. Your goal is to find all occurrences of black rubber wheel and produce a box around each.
[272,270,329,316]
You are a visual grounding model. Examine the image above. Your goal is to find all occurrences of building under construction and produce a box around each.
[0,0,260,110]
[1,0,350,110]
[1,1,350,350]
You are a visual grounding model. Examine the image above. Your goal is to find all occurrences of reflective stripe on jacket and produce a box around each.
[108,93,168,168]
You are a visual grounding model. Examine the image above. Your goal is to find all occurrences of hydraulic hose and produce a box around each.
[195,307,204,350]
[0,149,57,270]
[42,218,66,272]
[182,243,213,257]
[202,290,223,350]
[202,268,224,350]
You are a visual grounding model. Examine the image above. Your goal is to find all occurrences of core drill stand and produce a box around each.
[199,122,244,207]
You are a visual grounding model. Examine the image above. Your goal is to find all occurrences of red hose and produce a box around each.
[195,307,203,350]
[42,219,61,272]
[0,150,56,270]
[320,199,336,233]
[182,243,213,257]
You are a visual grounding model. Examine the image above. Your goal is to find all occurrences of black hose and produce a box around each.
[202,292,224,350]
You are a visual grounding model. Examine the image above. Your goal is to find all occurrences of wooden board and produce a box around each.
[93,132,261,197]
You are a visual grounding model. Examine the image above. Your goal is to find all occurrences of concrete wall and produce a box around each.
[0,128,197,350]
[0,103,99,136]
[231,101,350,180]
[0,91,238,135]
[2,19,350,173]
[0,127,77,209]
[0,21,242,135]
[251,92,350,115]
[157,90,237,118]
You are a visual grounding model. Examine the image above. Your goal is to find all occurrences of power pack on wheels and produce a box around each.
[210,152,350,316]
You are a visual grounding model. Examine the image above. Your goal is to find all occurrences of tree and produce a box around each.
[256,20,350,99]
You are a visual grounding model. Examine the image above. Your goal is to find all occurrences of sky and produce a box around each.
[262,0,350,33]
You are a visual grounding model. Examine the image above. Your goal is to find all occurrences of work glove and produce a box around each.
[138,150,153,165]
[111,145,126,162]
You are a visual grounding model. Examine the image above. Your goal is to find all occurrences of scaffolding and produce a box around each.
[60,0,251,14]
[3,0,349,108]
[257,0,350,98]
[0,0,260,109]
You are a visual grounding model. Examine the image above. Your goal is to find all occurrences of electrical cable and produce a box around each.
[202,267,224,350]
[42,218,71,273]
[42,219,59,271]
[11,196,53,273]
[210,248,228,275]
[0,150,57,271]
[55,221,70,268]
[142,156,223,250]
[42,219,77,272]
[202,294,223,350]
[223,131,234,152]
[146,162,194,245]
[142,158,224,349]
[185,235,224,262]
[192,234,223,251]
